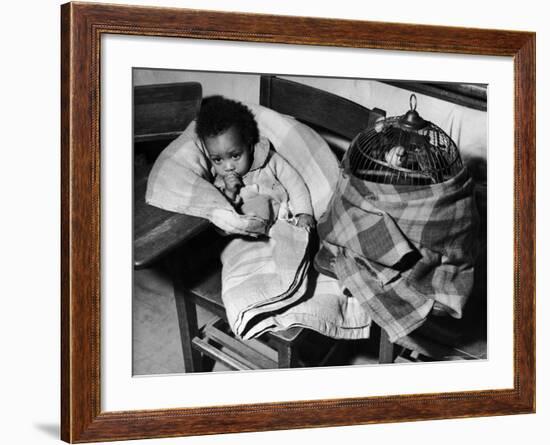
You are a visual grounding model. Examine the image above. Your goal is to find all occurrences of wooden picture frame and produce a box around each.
[61,2,536,442]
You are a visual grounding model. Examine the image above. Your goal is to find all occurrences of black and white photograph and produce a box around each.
[4,0,545,443]
[133,69,487,375]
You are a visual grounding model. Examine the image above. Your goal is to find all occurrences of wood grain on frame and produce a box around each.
[60,2,536,442]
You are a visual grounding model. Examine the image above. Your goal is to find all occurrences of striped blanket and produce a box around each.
[317,166,479,342]
[146,121,269,237]
[221,220,311,338]
[146,104,372,339]
[146,105,339,232]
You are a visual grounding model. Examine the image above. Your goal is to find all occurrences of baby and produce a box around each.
[196,95,315,229]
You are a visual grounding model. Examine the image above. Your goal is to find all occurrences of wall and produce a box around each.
[134,69,262,104]
[2,1,545,445]
[135,69,487,160]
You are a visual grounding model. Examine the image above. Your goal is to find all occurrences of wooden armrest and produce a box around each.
[134,208,211,269]
[134,160,212,269]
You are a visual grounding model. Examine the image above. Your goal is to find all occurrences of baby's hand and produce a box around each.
[223,172,243,194]
[296,213,315,229]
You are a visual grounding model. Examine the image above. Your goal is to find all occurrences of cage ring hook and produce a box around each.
[409,94,417,111]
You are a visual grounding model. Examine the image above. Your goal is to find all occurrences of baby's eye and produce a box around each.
[211,158,221,164]
[231,154,241,160]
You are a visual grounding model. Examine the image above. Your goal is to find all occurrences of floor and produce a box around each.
[132,263,487,376]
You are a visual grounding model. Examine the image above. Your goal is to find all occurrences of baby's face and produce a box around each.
[205,126,252,178]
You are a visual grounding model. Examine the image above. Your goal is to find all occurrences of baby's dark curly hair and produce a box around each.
[196,95,259,148]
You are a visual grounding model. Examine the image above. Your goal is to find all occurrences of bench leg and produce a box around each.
[379,328,397,364]
[169,255,203,373]
[277,344,298,368]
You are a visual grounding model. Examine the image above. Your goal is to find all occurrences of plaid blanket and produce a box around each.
[146,104,374,339]
[317,167,479,342]
[146,121,269,237]
[221,220,311,338]
[146,105,339,232]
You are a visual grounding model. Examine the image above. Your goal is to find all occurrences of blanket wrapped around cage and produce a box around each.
[316,167,479,341]
[315,96,479,342]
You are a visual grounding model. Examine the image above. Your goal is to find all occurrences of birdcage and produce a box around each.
[344,94,463,185]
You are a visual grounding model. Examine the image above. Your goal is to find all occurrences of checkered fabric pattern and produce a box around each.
[317,167,479,342]
[146,104,339,235]
[221,220,311,339]
[147,105,375,339]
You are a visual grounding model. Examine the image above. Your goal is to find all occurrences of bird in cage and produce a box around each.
[384,145,407,168]
[344,94,463,186]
